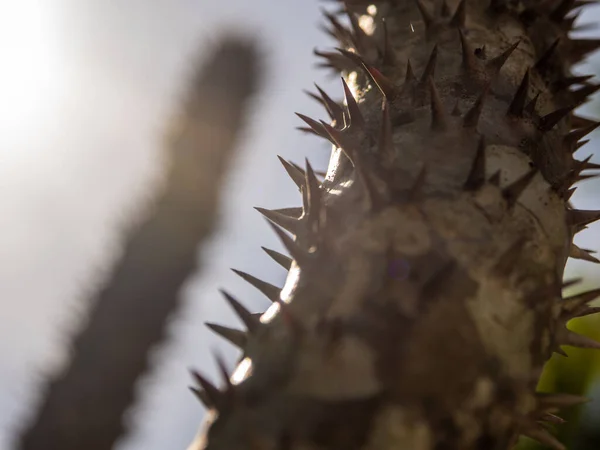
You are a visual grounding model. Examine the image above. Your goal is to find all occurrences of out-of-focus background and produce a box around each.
[0,2,599,450]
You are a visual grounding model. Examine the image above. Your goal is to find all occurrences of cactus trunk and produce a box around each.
[191,1,600,449]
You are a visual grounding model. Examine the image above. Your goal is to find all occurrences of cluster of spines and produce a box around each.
[192,1,600,449]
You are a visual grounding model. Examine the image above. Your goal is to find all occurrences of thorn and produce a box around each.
[313,48,356,72]
[405,59,416,82]
[266,220,311,266]
[273,206,302,218]
[341,77,366,129]
[554,346,570,357]
[562,278,582,290]
[335,47,364,68]
[525,93,540,115]
[277,155,306,190]
[346,11,369,54]
[415,0,435,29]
[552,74,595,92]
[322,10,353,47]
[476,45,487,60]
[569,243,600,263]
[564,121,600,151]
[507,69,530,117]
[428,77,448,131]
[493,236,527,276]
[576,139,591,151]
[363,64,396,99]
[297,126,321,137]
[535,39,560,74]
[220,289,260,333]
[355,157,386,211]
[441,0,451,17]
[190,387,212,408]
[319,24,339,44]
[574,173,600,184]
[502,168,537,208]
[190,370,225,410]
[570,38,600,62]
[295,113,336,144]
[539,105,577,132]
[536,392,590,411]
[320,120,347,151]
[487,40,520,75]
[290,160,306,176]
[464,136,486,190]
[314,84,345,125]
[570,83,600,104]
[572,114,597,128]
[562,287,600,315]
[567,209,600,228]
[458,29,477,73]
[231,269,282,303]
[574,306,600,318]
[206,322,248,349]
[261,246,292,270]
[254,207,300,235]
[581,158,600,170]
[463,83,490,128]
[336,48,396,99]
[304,158,322,228]
[420,45,438,82]
[450,0,467,28]
[379,99,394,155]
[550,0,578,23]
[213,353,234,394]
[304,89,327,112]
[565,187,577,201]
[521,424,566,450]
[559,329,600,349]
[488,170,501,186]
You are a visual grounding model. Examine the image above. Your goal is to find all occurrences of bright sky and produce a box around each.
[0,2,60,133]
[0,2,598,450]
[0,1,332,449]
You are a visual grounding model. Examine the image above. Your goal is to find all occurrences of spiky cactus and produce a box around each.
[189,1,600,449]
[14,37,261,450]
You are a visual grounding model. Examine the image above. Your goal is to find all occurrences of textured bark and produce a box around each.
[190,1,600,449]
[15,37,261,450]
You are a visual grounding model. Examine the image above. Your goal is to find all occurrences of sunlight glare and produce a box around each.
[0,1,62,145]
[231,357,253,385]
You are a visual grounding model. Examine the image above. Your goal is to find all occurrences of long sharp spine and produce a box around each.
[254,207,300,235]
[262,246,293,270]
[341,77,365,129]
[278,156,306,189]
[220,289,260,333]
[266,220,311,266]
[502,168,538,208]
[206,322,248,349]
[464,137,486,190]
[231,269,281,303]
[428,77,448,131]
[507,69,530,117]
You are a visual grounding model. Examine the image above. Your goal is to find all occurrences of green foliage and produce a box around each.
[516,289,600,450]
